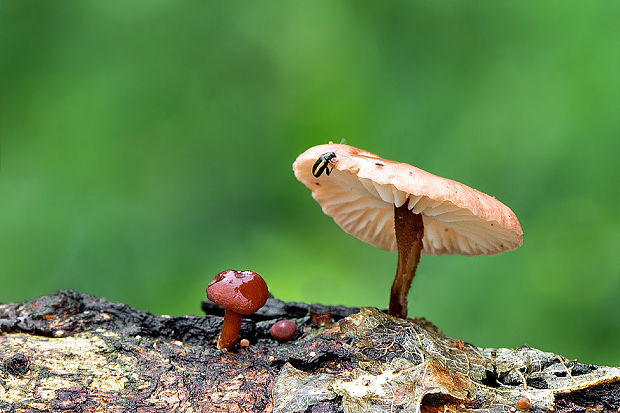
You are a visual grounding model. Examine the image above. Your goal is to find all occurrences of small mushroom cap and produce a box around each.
[293,144,523,256]
[270,320,297,341]
[515,397,532,411]
[207,270,269,314]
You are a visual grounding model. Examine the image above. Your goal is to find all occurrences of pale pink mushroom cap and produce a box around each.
[293,144,523,256]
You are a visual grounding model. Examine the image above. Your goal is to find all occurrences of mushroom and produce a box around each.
[293,144,523,318]
[206,270,269,350]
[515,397,532,411]
[270,320,298,341]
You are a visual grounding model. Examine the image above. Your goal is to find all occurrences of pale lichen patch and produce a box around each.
[0,332,138,403]
[35,377,77,400]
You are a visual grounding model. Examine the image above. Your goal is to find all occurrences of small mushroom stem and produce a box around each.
[389,204,424,318]
[217,310,243,350]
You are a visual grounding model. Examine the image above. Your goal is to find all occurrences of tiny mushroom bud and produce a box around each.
[207,270,269,351]
[270,320,297,341]
[239,339,250,347]
[516,397,532,411]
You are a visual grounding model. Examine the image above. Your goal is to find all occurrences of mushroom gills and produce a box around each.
[316,181,515,255]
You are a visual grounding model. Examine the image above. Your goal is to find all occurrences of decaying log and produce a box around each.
[0,290,618,412]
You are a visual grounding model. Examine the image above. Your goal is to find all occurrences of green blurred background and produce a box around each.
[1,1,618,364]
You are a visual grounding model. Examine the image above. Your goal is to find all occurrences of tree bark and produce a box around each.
[0,290,618,412]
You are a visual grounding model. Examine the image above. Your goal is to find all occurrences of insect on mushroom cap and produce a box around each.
[207,270,269,314]
[293,144,523,256]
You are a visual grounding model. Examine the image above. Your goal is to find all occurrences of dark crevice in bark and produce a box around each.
[555,382,620,412]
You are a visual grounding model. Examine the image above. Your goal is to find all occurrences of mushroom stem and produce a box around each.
[389,204,424,318]
[217,310,243,350]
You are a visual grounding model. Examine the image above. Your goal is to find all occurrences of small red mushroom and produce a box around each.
[206,270,269,351]
[515,397,532,411]
[271,320,297,341]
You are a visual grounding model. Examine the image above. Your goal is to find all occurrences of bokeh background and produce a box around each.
[1,1,618,365]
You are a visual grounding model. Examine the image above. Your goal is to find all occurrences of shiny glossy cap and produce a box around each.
[270,319,297,341]
[207,270,269,314]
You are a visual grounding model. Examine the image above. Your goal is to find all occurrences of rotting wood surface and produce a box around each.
[0,290,618,412]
